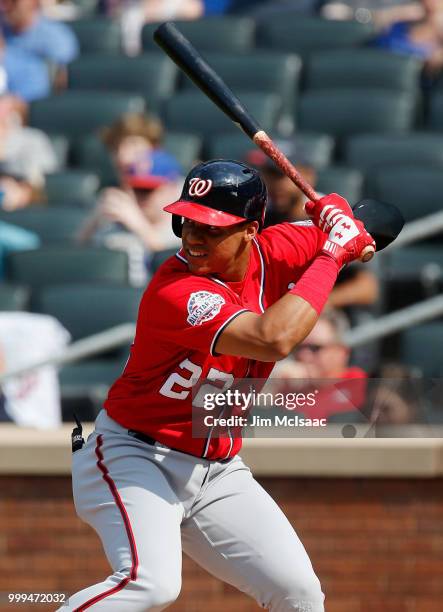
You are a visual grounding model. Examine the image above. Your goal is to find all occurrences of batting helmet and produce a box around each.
[164,159,267,237]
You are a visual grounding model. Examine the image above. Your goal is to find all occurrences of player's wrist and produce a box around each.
[289,252,339,314]
[320,240,347,268]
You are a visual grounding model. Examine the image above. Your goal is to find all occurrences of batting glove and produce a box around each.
[322,215,376,268]
[305,193,354,233]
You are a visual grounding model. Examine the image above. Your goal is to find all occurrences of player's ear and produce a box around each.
[244,221,259,242]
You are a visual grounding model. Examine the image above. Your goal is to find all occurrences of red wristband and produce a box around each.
[289,253,339,314]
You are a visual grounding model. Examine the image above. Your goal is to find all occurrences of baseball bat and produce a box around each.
[154,22,378,260]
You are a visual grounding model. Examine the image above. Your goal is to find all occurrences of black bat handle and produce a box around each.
[154,22,261,138]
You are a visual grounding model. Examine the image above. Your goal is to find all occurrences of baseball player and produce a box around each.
[61,159,375,612]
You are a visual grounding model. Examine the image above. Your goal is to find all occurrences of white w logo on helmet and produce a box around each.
[188,178,213,197]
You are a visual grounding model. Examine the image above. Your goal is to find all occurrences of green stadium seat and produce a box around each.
[163,91,281,139]
[60,360,124,392]
[30,92,145,139]
[71,135,119,185]
[73,132,196,182]
[34,283,142,341]
[400,323,443,377]
[163,132,202,171]
[380,247,443,281]
[379,246,443,311]
[427,92,443,131]
[207,131,335,168]
[181,51,301,118]
[316,165,364,204]
[298,89,416,137]
[45,171,100,207]
[305,50,422,92]
[148,247,178,275]
[142,17,256,53]
[5,246,129,288]
[74,0,100,17]
[47,283,140,421]
[256,15,375,58]
[59,358,125,422]
[47,134,70,168]
[68,18,122,54]
[68,54,178,108]
[0,208,88,244]
[345,133,443,171]
[365,165,443,222]
[0,284,30,311]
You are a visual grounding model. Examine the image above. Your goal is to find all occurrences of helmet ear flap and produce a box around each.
[172,214,183,237]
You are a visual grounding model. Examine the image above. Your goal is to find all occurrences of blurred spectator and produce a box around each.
[40,0,81,20]
[321,0,423,21]
[272,308,368,420]
[0,219,40,279]
[77,148,182,286]
[275,308,366,380]
[0,312,70,428]
[0,94,58,186]
[0,0,79,63]
[0,168,44,210]
[101,112,165,181]
[364,363,423,426]
[372,0,443,75]
[246,139,318,226]
[323,1,443,75]
[0,32,50,104]
[246,140,380,337]
[203,0,232,14]
[103,0,203,54]
[0,0,79,87]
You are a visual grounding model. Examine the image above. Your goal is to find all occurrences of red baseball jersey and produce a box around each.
[105,222,326,460]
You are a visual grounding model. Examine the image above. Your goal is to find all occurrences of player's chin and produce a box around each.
[186,258,213,275]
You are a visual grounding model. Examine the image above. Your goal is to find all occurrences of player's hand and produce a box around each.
[304,193,354,233]
[321,215,376,268]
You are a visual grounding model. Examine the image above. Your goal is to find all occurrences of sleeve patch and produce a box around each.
[187,291,225,326]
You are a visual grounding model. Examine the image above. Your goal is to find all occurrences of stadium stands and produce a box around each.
[45,170,100,207]
[305,50,423,93]
[67,17,122,54]
[5,247,130,289]
[297,89,417,137]
[0,208,89,244]
[68,54,178,109]
[142,17,256,53]
[30,92,146,139]
[256,14,375,57]
[401,323,443,376]
[0,284,31,311]
[345,133,443,170]
[0,7,441,420]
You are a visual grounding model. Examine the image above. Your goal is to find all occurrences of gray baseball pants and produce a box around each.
[59,410,324,611]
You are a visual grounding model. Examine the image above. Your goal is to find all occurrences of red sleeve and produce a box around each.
[259,221,326,267]
[142,275,249,356]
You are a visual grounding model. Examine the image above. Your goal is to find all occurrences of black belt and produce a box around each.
[127,429,232,463]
